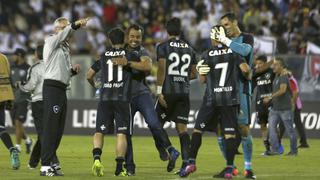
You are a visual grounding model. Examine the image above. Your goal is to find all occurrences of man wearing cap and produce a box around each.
[40,17,89,176]
[10,48,33,154]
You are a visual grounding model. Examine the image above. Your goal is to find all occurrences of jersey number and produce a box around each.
[168,52,191,77]
[214,62,228,86]
[106,59,123,82]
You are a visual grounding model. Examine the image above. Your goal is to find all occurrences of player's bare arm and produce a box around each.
[239,63,251,80]
[263,82,287,104]
[112,56,128,66]
[86,68,96,88]
[156,58,167,108]
[190,65,197,80]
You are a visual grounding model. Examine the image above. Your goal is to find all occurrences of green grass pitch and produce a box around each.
[1,135,320,180]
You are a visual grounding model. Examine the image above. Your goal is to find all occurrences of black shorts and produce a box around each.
[11,100,29,123]
[96,101,131,135]
[195,102,239,135]
[155,94,190,124]
[256,104,270,125]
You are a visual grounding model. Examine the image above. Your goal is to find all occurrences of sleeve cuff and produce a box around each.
[224,37,232,47]
[71,22,81,30]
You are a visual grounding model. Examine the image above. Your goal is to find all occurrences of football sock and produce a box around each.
[92,148,102,161]
[115,157,125,174]
[22,133,27,140]
[179,132,190,166]
[242,135,253,170]
[26,136,32,144]
[225,138,237,167]
[217,136,226,160]
[166,146,175,154]
[15,144,21,152]
[189,132,202,162]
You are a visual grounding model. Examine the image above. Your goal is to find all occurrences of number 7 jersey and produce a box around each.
[201,45,246,106]
[156,38,197,95]
[100,47,137,102]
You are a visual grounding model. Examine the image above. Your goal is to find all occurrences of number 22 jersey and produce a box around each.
[156,38,197,95]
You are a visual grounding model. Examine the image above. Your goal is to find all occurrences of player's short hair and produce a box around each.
[14,48,26,58]
[220,12,237,22]
[36,44,44,60]
[127,24,144,35]
[275,57,287,68]
[256,54,267,62]
[166,17,181,36]
[108,27,125,45]
[54,17,69,27]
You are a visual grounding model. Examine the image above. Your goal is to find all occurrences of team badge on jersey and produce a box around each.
[53,105,60,114]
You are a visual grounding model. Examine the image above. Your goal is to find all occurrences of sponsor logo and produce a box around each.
[209,48,232,56]
[169,42,189,48]
[105,50,126,57]
[257,79,272,85]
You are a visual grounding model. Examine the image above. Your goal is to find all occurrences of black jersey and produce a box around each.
[202,45,246,106]
[10,62,31,102]
[99,47,137,102]
[157,38,197,95]
[253,68,275,108]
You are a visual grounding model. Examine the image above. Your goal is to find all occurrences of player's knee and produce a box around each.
[94,132,104,138]
[176,123,187,134]
[193,128,203,134]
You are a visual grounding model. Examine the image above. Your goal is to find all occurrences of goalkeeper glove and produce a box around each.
[196,60,210,75]
[210,26,232,47]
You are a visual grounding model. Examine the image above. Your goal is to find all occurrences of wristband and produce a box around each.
[157,86,162,95]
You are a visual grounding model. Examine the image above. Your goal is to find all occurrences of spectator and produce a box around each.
[197,13,211,51]
[263,57,298,156]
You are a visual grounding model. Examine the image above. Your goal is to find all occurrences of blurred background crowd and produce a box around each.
[1,0,320,60]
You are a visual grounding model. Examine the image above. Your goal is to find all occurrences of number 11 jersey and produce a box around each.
[156,38,197,95]
[201,45,245,106]
[100,47,138,102]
